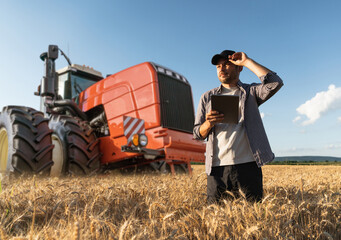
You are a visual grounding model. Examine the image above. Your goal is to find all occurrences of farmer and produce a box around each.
[193,50,283,203]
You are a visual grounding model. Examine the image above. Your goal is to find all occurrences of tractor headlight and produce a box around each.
[132,133,148,147]
[139,134,148,147]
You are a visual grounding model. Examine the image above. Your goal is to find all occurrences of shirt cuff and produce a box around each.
[259,71,277,82]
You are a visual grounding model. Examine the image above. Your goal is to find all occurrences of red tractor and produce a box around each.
[0,45,205,176]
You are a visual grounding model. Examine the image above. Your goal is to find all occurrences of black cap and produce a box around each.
[211,50,236,65]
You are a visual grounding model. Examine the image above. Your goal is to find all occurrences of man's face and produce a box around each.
[216,59,240,84]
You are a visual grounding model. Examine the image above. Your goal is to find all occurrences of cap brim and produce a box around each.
[211,50,236,65]
[211,54,226,65]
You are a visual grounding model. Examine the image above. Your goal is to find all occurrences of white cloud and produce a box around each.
[289,147,311,152]
[294,85,341,126]
[338,116,341,123]
[277,147,316,155]
[293,116,301,123]
[325,144,341,149]
[260,112,265,119]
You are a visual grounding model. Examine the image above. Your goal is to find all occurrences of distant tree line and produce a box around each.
[269,160,340,165]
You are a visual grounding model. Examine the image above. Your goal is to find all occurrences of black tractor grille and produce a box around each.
[157,73,195,133]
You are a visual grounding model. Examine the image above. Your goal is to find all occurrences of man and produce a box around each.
[193,50,283,203]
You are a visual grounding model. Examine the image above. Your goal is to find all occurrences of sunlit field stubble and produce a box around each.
[0,165,340,239]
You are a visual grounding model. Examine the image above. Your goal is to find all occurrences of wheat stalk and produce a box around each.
[0,165,339,239]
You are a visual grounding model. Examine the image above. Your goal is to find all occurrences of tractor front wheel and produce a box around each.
[0,106,54,175]
[49,115,101,176]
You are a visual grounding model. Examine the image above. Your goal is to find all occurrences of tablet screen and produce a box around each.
[211,95,239,124]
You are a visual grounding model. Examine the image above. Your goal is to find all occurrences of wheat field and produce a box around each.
[0,165,340,240]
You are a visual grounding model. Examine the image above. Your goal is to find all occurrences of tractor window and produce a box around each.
[70,74,97,99]
[58,72,72,99]
[58,71,98,100]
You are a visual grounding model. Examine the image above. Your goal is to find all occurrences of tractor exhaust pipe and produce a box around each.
[46,99,88,121]
[38,45,73,115]
[40,45,59,99]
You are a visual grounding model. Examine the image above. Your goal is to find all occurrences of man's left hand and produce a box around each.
[229,52,249,66]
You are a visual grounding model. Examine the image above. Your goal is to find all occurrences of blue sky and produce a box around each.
[1,0,341,157]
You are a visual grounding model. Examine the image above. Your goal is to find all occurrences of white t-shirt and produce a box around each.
[212,86,255,166]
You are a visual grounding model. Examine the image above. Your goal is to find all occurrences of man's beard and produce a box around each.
[219,71,239,84]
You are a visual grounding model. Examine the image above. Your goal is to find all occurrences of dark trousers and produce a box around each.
[207,162,263,204]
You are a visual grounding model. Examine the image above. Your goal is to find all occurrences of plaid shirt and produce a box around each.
[193,72,283,175]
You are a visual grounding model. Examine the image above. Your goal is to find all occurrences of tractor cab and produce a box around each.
[56,64,103,101]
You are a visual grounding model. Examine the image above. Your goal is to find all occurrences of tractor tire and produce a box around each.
[0,106,54,175]
[48,115,101,176]
[150,161,188,174]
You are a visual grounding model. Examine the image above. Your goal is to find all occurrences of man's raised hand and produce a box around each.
[228,52,249,66]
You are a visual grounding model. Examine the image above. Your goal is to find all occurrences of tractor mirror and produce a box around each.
[48,45,58,60]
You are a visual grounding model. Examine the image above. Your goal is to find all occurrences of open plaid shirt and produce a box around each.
[193,72,284,175]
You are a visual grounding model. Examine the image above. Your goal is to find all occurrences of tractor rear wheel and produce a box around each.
[0,106,54,175]
[48,115,101,176]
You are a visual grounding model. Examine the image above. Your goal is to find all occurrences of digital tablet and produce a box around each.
[211,95,239,124]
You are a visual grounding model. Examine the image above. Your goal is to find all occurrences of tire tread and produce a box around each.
[49,115,101,176]
[0,106,54,174]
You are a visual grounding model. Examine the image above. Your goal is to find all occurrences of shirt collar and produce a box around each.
[217,80,243,93]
